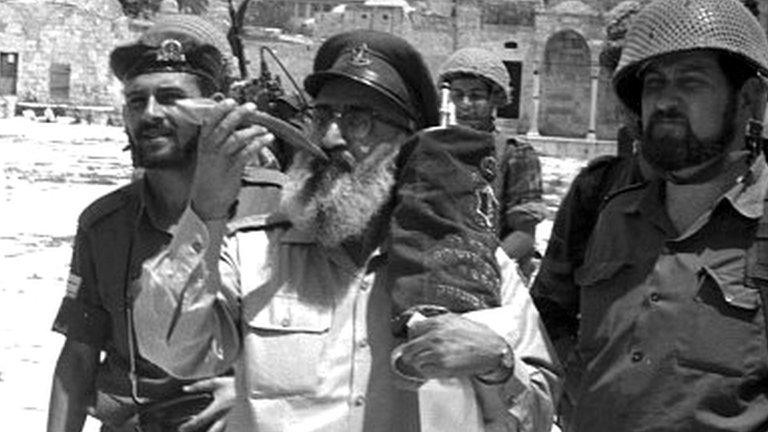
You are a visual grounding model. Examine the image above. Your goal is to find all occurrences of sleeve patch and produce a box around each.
[65,273,83,298]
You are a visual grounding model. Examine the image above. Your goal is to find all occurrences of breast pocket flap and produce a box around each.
[703,266,761,310]
[247,294,332,333]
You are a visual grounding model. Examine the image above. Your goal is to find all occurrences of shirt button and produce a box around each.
[353,395,366,406]
[357,338,368,349]
[191,239,203,253]
[649,292,660,302]
[631,351,644,362]
[280,318,291,327]
[360,281,370,291]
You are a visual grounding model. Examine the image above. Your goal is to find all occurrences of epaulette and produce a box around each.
[601,180,647,208]
[227,211,291,234]
[233,170,285,221]
[77,181,140,229]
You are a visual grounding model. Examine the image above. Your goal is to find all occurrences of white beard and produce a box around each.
[280,144,398,248]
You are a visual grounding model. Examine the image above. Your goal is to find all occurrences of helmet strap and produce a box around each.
[745,119,766,162]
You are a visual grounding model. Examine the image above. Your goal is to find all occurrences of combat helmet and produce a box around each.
[613,0,768,114]
[438,48,510,106]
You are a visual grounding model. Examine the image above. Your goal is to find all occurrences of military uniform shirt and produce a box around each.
[569,159,768,431]
[531,155,644,341]
[133,207,562,432]
[52,179,189,405]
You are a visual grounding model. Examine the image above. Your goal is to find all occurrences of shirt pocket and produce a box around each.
[677,264,764,377]
[243,293,333,396]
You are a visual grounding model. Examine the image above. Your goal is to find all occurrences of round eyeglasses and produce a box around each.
[311,104,412,139]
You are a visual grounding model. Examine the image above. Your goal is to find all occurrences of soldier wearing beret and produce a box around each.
[132,29,560,431]
[46,14,277,432]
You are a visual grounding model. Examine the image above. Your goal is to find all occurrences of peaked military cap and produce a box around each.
[305,30,439,129]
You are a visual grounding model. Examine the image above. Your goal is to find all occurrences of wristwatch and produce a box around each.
[476,343,515,385]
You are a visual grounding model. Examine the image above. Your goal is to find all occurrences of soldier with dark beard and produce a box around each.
[532,0,768,430]
[131,30,560,432]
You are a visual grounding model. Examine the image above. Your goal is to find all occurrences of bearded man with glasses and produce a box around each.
[131,30,560,432]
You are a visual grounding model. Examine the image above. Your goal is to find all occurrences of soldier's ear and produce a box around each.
[739,76,768,121]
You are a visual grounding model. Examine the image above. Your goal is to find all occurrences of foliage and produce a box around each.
[481,1,537,27]
[178,0,210,14]
[119,0,161,19]
[118,0,209,18]
[245,0,292,30]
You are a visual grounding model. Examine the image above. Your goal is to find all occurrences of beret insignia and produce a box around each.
[349,43,372,67]
[156,39,186,63]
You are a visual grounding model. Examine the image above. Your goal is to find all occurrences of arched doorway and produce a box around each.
[539,30,591,138]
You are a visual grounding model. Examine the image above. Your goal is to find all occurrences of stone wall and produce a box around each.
[0,1,130,113]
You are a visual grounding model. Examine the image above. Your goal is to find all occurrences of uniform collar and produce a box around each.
[721,155,768,219]
[624,155,768,240]
[624,155,768,218]
[280,226,384,274]
[137,177,177,236]
[625,178,677,236]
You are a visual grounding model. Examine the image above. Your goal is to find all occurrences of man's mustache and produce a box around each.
[647,109,687,124]
[313,148,356,173]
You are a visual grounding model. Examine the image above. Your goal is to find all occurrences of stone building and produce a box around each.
[0,0,133,118]
[2,0,766,153]
[310,0,768,157]
[0,0,233,119]
[286,0,365,21]
[314,0,623,147]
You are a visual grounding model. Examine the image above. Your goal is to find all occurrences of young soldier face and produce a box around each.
[123,72,204,169]
[449,77,494,130]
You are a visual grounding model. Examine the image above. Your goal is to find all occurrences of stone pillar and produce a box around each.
[527,66,541,137]
[587,64,599,141]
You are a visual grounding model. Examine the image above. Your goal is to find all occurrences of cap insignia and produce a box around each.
[349,43,372,67]
[156,39,186,63]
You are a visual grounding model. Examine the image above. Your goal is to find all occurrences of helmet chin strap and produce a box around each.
[745,119,766,162]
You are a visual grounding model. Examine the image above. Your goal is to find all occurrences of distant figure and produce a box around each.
[42,107,56,123]
[437,47,546,282]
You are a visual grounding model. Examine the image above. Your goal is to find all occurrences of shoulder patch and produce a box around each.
[65,273,83,298]
[77,182,141,228]
[227,211,291,234]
